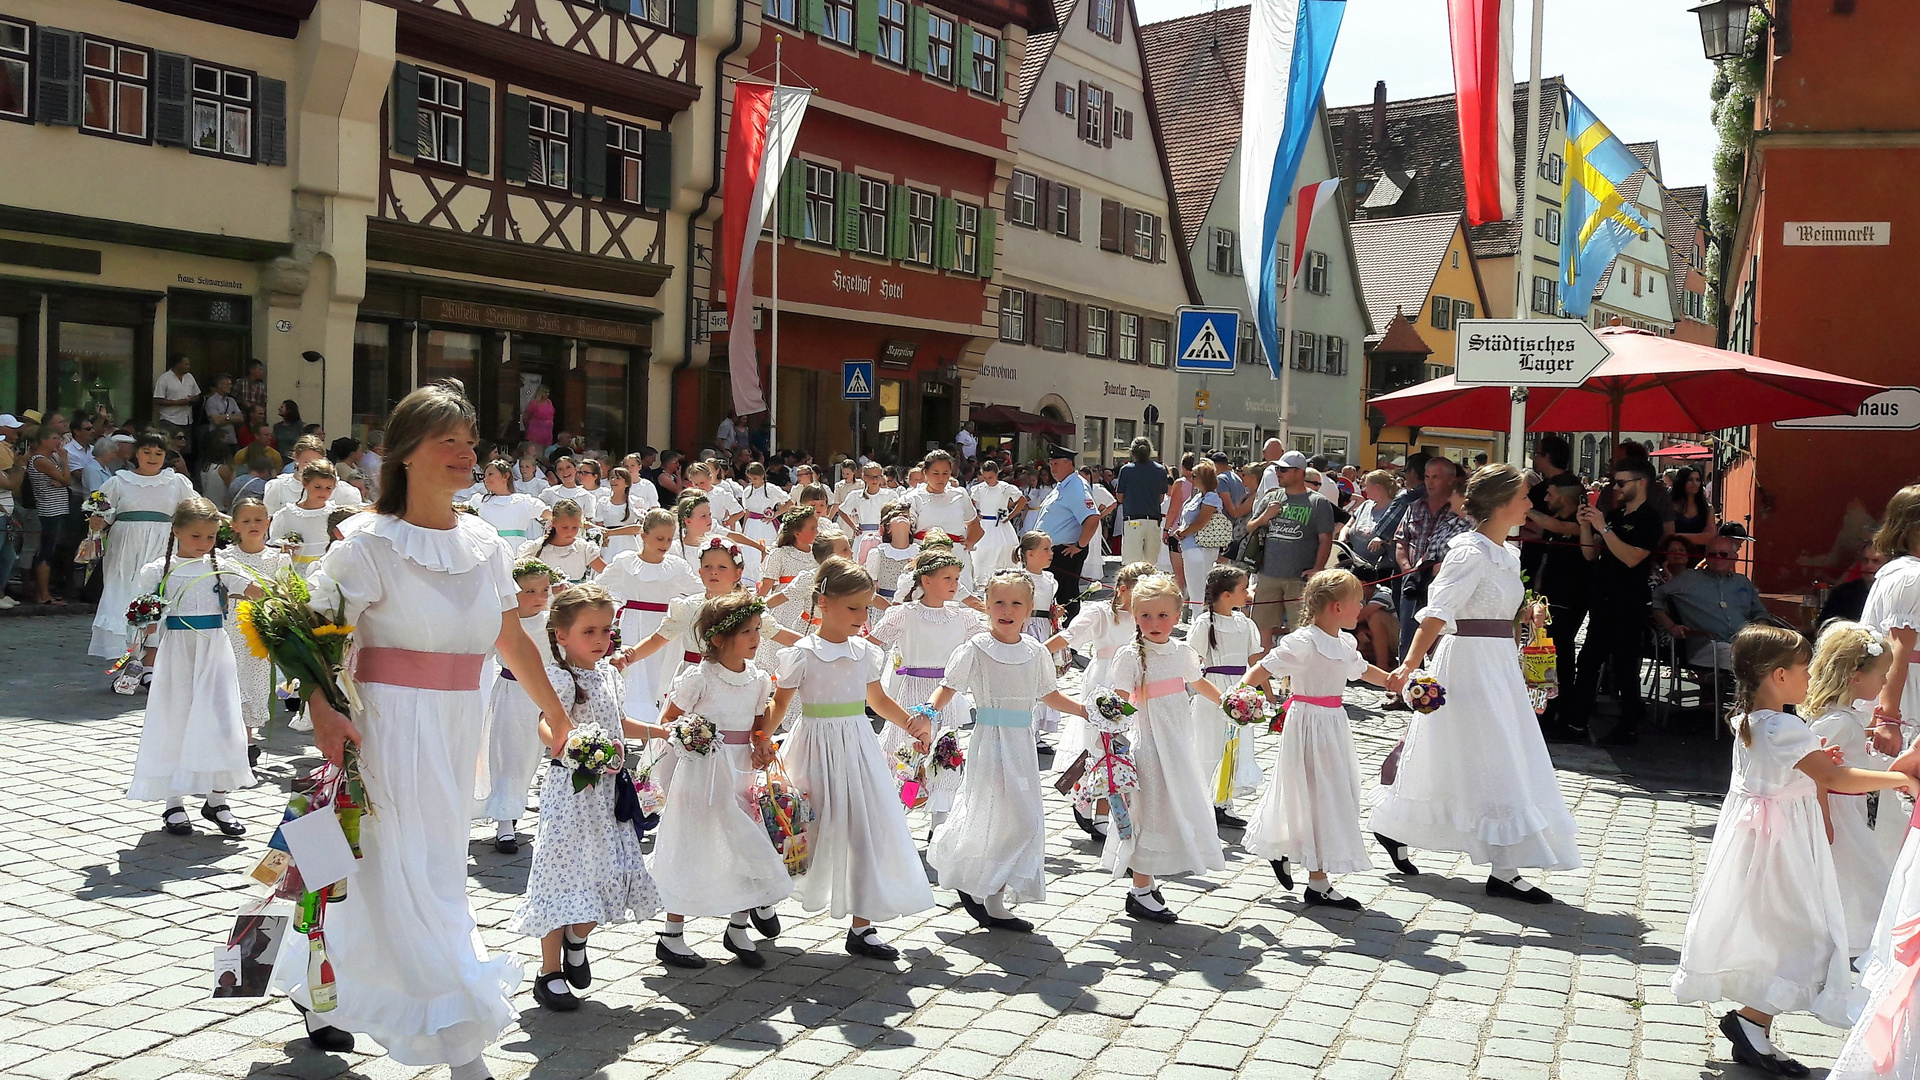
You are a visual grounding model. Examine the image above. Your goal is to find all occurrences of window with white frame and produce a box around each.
[1081,417,1106,464]
[999,290,1025,342]
[1145,318,1168,367]
[0,20,27,122]
[1008,171,1037,228]
[927,14,955,82]
[1293,331,1316,370]
[955,202,980,274]
[1430,295,1453,330]
[1305,250,1329,294]
[1116,312,1139,363]
[823,0,855,46]
[1132,210,1154,260]
[526,99,570,189]
[1540,153,1564,185]
[1545,208,1562,244]
[857,177,889,255]
[1238,322,1258,367]
[607,119,644,203]
[1221,425,1253,463]
[1051,183,1072,237]
[907,188,935,263]
[1324,335,1347,376]
[1042,296,1068,351]
[191,62,253,161]
[969,31,998,96]
[414,69,464,166]
[82,38,150,140]
[804,163,837,244]
[1320,433,1349,462]
[1211,227,1236,275]
[1532,276,1560,315]
[1453,299,1474,325]
[1086,306,1110,357]
[1084,85,1105,144]
[764,0,797,24]
[876,0,908,63]
[1088,0,1117,38]
[1275,241,1290,298]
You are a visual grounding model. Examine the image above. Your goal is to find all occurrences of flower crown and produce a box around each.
[914,552,963,579]
[780,506,816,526]
[702,597,768,641]
[514,558,559,584]
[698,536,745,566]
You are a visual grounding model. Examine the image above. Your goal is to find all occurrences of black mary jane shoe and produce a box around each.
[202,804,246,837]
[531,973,580,1012]
[749,907,782,939]
[1270,857,1294,890]
[1485,875,1555,905]
[1073,807,1109,841]
[162,807,194,836]
[1769,1054,1809,1078]
[561,935,591,989]
[845,927,900,961]
[494,834,520,855]
[1718,1012,1781,1074]
[248,744,262,768]
[1302,886,1363,912]
[1375,833,1419,876]
[655,936,708,970]
[1125,892,1178,924]
[722,928,767,968]
[294,1002,357,1052]
[1214,807,1247,829]
[958,893,1034,933]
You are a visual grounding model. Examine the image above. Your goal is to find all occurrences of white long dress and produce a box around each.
[506,663,661,937]
[839,487,892,564]
[774,637,937,920]
[1671,709,1852,1027]
[740,483,788,550]
[1832,824,1920,1078]
[269,503,335,577]
[970,481,1022,575]
[538,484,599,521]
[597,551,700,719]
[871,601,986,811]
[1243,627,1372,874]
[1100,641,1226,879]
[906,486,979,573]
[755,545,819,669]
[88,469,195,657]
[1864,555,1920,730]
[1810,701,1908,954]
[650,661,794,916]
[125,554,255,800]
[222,545,291,731]
[928,634,1056,903]
[1189,610,1264,804]
[1059,600,1134,767]
[1023,569,1065,733]
[277,514,522,1067]
[1367,531,1582,872]
[466,491,547,546]
[864,542,919,617]
[475,611,554,822]
[595,497,644,558]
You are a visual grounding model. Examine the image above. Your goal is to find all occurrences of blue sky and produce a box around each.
[1134,0,1719,188]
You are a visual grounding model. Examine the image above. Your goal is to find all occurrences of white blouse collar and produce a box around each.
[612,551,689,580]
[353,513,503,574]
[702,659,762,686]
[115,469,176,488]
[797,636,864,662]
[1308,624,1357,659]
[973,632,1039,663]
[911,601,979,624]
[1139,637,1180,655]
[881,543,920,560]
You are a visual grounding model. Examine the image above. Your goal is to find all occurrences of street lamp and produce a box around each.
[1690,0,1759,62]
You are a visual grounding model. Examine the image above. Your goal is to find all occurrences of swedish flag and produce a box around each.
[1559,91,1649,318]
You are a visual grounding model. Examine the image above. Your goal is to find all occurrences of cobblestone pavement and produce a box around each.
[0,612,1837,1080]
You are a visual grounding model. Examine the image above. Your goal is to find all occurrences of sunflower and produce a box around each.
[235,601,270,660]
[312,624,356,638]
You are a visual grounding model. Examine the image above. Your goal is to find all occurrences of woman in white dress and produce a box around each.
[969,459,1023,576]
[1370,464,1581,902]
[467,461,548,545]
[904,450,981,573]
[1805,621,1906,955]
[89,433,196,658]
[288,381,575,1078]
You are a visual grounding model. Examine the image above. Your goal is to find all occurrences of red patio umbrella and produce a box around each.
[1369,327,1886,441]
[1649,442,1712,459]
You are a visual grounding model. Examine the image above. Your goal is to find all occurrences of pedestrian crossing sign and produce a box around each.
[842,360,875,400]
[1174,307,1239,373]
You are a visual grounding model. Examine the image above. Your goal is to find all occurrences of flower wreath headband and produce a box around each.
[780,506,816,526]
[699,536,745,566]
[702,597,768,641]
[514,558,559,584]
[914,552,963,580]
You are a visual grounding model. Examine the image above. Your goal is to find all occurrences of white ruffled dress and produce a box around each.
[597,551,700,720]
[1189,610,1264,804]
[1832,822,1920,1078]
[1243,627,1372,874]
[125,554,255,800]
[1671,709,1852,1027]
[1059,600,1134,766]
[775,637,937,920]
[928,634,1057,903]
[870,601,986,801]
[1864,555,1920,729]
[650,661,794,916]
[1100,641,1227,879]
[270,503,336,577]
[89,468,195,657]
[1367,531,1582,872]
[970,481,1022,576]
[467,491,548,546]
[276,514,523,1066]
[222,545,290,730]
[1810,701,1908,954]
[864,542,920,613]
[905,485,979,573]
[520,537,601,586]
[475,611,553,822]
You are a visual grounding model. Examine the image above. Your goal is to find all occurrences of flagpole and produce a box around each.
[769,36,783,460]
[1279,250,1296,445]
[1507,0,1544,467]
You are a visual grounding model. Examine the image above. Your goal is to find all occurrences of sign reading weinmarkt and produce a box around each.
[1782,222,1891,247]
[421,298,644,346]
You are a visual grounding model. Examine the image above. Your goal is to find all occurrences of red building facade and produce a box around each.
[678,0,1057,461]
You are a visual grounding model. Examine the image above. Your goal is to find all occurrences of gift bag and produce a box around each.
[632,743,667,817]
[752,756,814,876]
[1053,750,1090,795]
[1520,626,1558,714]
[1073,733,1139,840]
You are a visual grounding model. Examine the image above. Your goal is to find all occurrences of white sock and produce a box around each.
[1492,868,1535,891]
[1737,1016,1777,1056]
[1128,885,1167,912]
[658,920,695,955]
[726,923,757,951]
[165,797,186,812]
[984,892,1015,919]
[753,906,777,921]
[562,928,588,965]
[496,819,516,840]
[852,924,887,945]
[450,1053,494,1080]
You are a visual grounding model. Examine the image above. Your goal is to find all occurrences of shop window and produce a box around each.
[607,118,644,203]
[907,188,935,264]
[765,0,797,25]
[1041,296,1068,351]
[1116,312,1139,363]
[580,346,629,453]
[1182,422,1215,458]
[969,31,998,96]
[414,69,464,167]
[1289,432,1316,455]
[1320,434,1349,463]
[804,163,838,245]
[1374,442,1408,470]
[190,62,253,161]
[857,177,889,256]
[1,19,29,122]
[1221,425,1252,463]
[1080,417,1105,464]
[526,99,569,190]
[421,329,481,390]
[1085,306,1109,357]
[350,322,397,441]
[823,0,855,47]
[999,290,1025,342]
[56,323,137,422]
[954,202,979,275]
[926,14,955,83]
[82,37,149,141]
[876,0,907,65]
[1111,418,1135,461]
[1305,250,1329,295]
[1008,171,1037,228]
[1145,318,1168,367]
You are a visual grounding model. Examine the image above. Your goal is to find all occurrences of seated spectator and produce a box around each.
[1652,536,1774,670]
[1350,583,1399,672]
[1652,535,1699,589]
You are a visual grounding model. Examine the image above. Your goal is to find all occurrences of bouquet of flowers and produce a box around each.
[75,490,112,567]
[633,746,667,816]
[585,527,608,546]
[750,757,814,876]
[107,593,169,678]
[1088,688,1137,734]
[1221,686,1274,727]
[563,727,624,792]
[1403,673,1447,714]
[453,503,479,516]
[927,730,963,774]
[234,567,355,717]
[890,743,930,809]
[671,714,719,756]
[1267,697,1291,736]
[276,533,305,551]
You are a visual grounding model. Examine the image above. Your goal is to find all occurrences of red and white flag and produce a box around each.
[1291,177,1343,283]
[720,83,812,416]
[1448,0,1515,225]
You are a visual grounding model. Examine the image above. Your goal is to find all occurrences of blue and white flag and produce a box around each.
[1239,0,1345,380]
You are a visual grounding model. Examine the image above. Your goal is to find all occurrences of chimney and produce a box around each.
[1372,80,1387,144]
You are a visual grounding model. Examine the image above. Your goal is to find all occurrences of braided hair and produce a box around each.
[163,497,226,600]
[1127,574,1183,703]
[1729,623,1813,746]
[676,490,711,551]
[547,582,616,706]
[904,549,963,605]
[1201,564,1250,655]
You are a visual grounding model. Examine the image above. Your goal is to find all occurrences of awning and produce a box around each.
[971,404,1074,437]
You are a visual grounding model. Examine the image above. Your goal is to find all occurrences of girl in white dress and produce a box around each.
[512,456,547,497]
[904,450,981,574]
[597,509,700,720]
[864,505,919,615]
[519,499,605,586]
[1053,561,1156,840]
[1370,465,1582,902]
[739,462,790,554]
[1807,621,1906,956]
[1863,486,1920,766]
[508,585,665,1011]
[476,562,559,854]
[927,569,1089,931]
[88,432,194,658]
[538,456,599,521]
[596,468,647,558]
[619,539,801,698]
[1189,565,1264,829]
[1104,574,1227,924]
[1240,569,1397,910]
[1673,625,1920,1075]
[770,529,851,640]
[222,498,290,752]
[969,459,1024,576]
[650,592,795,969]
[127,498,257,837]
[765,558,937,960]
[758,507,820,601]
[894,530,981,610]
[467,461,549,546]
[839,464,893,564]
[1014,532,1065,737]
[871,551,987,819]
[674,490,762,580]
[269,461,340,577]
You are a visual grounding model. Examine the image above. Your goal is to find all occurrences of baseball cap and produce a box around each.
[1277,450,1311,470]
[1207,451,1230,465]
[0,414,20,429]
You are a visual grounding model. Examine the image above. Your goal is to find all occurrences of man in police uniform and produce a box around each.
[1036,445,1102,621]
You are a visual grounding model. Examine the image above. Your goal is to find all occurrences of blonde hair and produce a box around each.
[547,582,616,705]
[1115,561,1159,595]
[1126,574,1183,700]
[1015,530,1051,568]
[807,556,874,630]
[1302,568,1364,619]
[983,568,1035,605]
[809,527,846,562]
[1730,623,1813,746]
[299,459,338,485]
[1805,620,1895,717]
[1874,484,1920,558]
[642,507,677,534]
[1463,463,1524,524]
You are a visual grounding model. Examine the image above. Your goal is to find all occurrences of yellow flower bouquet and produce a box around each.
[235,565,356,717]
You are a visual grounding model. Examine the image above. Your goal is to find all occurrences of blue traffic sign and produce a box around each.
[842,360,875,400]
[1174,307,1239,373]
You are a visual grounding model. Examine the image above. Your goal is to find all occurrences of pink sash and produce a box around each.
[354,647,485,692]
[1143,678,1187,700]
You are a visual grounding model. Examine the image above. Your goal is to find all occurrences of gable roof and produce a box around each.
[1137,5,1249,252]
[1662,183,1706,307]
[1669,183,1706,227]
[1326,75,1565,260]
[1348,211,1463,329]
[1014,4,1067,114]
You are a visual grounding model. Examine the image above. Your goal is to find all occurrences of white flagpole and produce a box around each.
[1279,246,1296,445]
[1508,0,1545,467]
[769,36,783,459]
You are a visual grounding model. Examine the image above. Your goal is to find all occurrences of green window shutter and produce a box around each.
[935,197,956,270]
[806,0,827,36]
[582,114,609,198]
[501,93,529,182]
[837,171,859,249]
[642,127,672,208]
[390,62,419,157]
[888,184,910,260]
[976,206,995,277]
[33,27,81,126]
[855,0,879,53]
[778,158,805,238]
[257,78,288,165]
[909,5,929,71]
[672,0,698,35]
[955,27,973,92]
[465,83,491,175]
[154,53,191,147]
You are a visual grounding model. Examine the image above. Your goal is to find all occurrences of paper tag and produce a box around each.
[212,912,290,998]
[249,849,291,888]
[279,809,360,890]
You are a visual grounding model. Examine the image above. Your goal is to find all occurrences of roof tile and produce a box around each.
[1348,211,1462,331]
[1138,5,1250,251]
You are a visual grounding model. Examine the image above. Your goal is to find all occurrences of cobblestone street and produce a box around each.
[0,612,1829,1080]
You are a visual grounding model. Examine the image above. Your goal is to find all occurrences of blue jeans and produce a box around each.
[0,523,18,596]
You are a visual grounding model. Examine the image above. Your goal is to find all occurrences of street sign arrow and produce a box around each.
[1453,319,1612,387]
